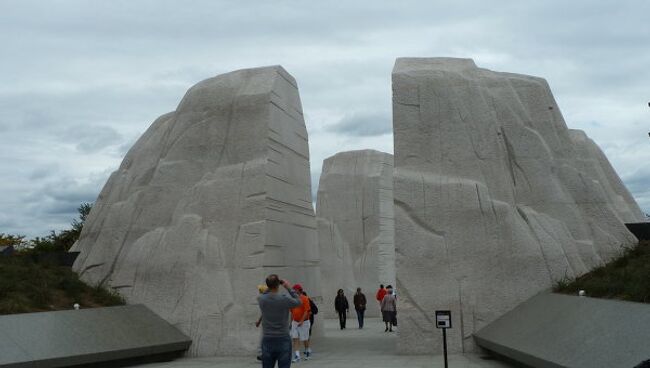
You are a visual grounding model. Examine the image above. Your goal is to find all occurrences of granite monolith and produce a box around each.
[72,66,321,356]
[316,150,395,317]
[392,57,643,354]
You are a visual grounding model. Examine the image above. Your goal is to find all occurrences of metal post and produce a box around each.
[442,328,448,368]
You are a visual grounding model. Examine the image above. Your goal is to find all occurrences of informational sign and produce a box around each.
[435,310,452,329]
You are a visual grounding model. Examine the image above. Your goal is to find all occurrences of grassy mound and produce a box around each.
[0,254,125,315]
[554,240,650,303]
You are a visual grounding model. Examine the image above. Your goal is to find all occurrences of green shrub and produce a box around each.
[0,202,126,315]
[0,294,32,314]
[90,286,126,306]
[59,273,85,301]
[0,233,27,249]
[24,202,93,253]
[0,255,125,315]
[554,240,650,303]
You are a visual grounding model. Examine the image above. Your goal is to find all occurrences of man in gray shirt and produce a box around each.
[258,274,301,368]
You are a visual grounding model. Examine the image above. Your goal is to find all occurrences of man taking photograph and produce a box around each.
[258,275,302,368]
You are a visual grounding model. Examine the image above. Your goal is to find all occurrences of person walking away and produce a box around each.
[334,289,349,330]
[353,288,367,329]
[290,284,312,362]
[380,285,397,332]
[258,275,302,368]
[255,284,269,361]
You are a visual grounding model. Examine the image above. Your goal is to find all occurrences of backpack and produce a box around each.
[309,298,319,315]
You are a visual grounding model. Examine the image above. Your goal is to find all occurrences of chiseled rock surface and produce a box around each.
[568,129,645,223]
[392,57,643,354]
[71,66,320,356]
[316,150,395,317]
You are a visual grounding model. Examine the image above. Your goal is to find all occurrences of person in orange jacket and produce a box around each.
[290,284,312,362]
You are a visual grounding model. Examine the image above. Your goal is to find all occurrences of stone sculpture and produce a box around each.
[391,58,644,354]
[316,150,395,317]
[71,66,321,356]
[568,129,644,223]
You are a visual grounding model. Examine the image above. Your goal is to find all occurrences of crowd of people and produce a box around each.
[256,274,398,368]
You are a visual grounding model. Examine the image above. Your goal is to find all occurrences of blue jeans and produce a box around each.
[262,335,292,368]
[356,309,365,328]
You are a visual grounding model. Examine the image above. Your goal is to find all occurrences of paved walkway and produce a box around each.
[141,318,512,368]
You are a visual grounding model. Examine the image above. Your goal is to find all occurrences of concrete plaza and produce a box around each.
[141,318,512,368]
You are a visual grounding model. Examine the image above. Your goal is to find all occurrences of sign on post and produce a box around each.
[435,310,452,368]
[435,310,452,329]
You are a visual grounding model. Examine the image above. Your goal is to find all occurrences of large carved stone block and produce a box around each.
[71,66,320,356]
[392,58,643,354]
[316,150,395,317]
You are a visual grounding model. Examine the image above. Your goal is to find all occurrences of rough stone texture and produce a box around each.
[392,58,644,354]
[474,292,650,368]
[568,129,645,223]
[316,150,395,317]
[71,66,321,357]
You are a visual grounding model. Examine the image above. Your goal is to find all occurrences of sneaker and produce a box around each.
[292,354,301,363]
[304,351,311,360]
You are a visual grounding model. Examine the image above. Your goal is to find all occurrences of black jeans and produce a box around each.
[261,335,292,368]
[356,309,365,328]
[337,311,346,329]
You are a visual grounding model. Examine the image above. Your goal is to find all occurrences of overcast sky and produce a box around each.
[1,1,649,238]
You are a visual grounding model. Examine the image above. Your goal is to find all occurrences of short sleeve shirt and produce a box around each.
[290,294,311,321]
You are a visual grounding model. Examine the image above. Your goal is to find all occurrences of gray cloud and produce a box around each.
[623,167,650,217]
[61,125,122,153]
[328,112,392,137]
[0,0,649,237]
[10,171,112,236]
[623,168,650,195]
